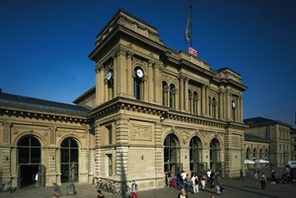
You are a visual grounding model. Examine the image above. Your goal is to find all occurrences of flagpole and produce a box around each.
[189,5,192,48]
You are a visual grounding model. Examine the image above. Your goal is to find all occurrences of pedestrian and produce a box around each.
[97,189,105,198]
[191,173,199,194]
[181,170,186,182]
[260,172,267,189]
[130,180,138,198]
[201,174,206,190]
[35,172,39,187]
[271,169,276,184]
[177,188,188,198]
[52,183,61,198]
[240,169,244,180]
[213,172,222,195]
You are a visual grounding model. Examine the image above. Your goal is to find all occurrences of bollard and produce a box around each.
[67,183,76,195]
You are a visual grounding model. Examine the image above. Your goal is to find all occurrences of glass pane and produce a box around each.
[70,139,78,148]
[61,139,70,147]
[70,149,78,162]
[30,137,40,146]
[19,148,29,163]
[18,137,29,146]
[61,149,69,162]
[31,148,41,163]
[61,164,69,183]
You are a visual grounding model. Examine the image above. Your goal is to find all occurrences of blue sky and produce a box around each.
[0,0,295,126]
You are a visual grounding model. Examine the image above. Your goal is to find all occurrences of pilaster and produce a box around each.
[184,78,189,112]
[178,74,185,111]
[153,63,161,104]
[148,60,154,102]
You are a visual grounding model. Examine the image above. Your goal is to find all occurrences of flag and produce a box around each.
[185,5,192,44]
[189,47,198,56]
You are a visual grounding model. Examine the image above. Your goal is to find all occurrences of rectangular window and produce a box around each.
[106,125,112,145]
[107,154,113,176]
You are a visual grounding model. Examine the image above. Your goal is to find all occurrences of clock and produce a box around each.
[136,68,144,78]
[106,70,112,81]
[232,100,236,109]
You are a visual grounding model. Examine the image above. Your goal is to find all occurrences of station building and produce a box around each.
[0,10,248,190]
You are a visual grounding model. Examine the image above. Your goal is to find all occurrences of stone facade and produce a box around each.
[244,117,292,167]
[0,10,248,190]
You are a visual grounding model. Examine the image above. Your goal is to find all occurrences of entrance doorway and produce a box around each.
[17,135,42,187]
[60,138,79,183]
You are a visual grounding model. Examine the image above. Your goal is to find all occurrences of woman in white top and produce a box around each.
[191,173,199,193]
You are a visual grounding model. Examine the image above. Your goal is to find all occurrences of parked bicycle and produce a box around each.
[1,180,17,193]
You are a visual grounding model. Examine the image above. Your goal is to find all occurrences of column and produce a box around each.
[104,79,108,102]
[201,85,206,116]
[117,51,127,96]
[113,55,118,97]
[218,90,223,119]
[240,97,244,122]
[126,51,133,98]
[184,78,189,112]
[143,75,148,101]
[178,74,184,111]
[148,60,154,102]
[95,65,105,105]
[205,86,209,116]
[153,63,161,104]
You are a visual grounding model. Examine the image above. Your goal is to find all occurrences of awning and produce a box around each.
[255,159,269,164]
[244,159,255,164]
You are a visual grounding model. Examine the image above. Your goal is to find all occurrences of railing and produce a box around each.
[0,179,17,193]
[95,179,130,195]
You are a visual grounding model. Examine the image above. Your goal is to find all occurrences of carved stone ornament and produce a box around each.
[13,129,19,135]
[131,125,152,141]
[44,131,48,136]
[180,131,189,145]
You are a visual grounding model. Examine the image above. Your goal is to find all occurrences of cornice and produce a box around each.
[0,107,87,124]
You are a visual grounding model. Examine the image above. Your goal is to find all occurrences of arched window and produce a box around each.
[162,81,168,106]
[253,148,257,160]
[188,90,192,113]
[106,69,114,99]
[61,138,79,183]
[18,135,41,187]
[212,97,216,118]
[259,148,263,159]
[208,96,212,116]
[246,148,250,160]
[189,137,202,173]
[164,134,180,175]
[193,92,198,114]
[134,67,144,100]
[169,84,176,110]
[210,138,220,170]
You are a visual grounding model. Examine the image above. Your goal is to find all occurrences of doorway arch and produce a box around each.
[163,134,181,176]
[209,138,220,171]
[189,136,203,174]
[60,137,79,183]
[17,135,41,187]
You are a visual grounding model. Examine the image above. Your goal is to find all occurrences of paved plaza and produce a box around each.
[1,178,296,198]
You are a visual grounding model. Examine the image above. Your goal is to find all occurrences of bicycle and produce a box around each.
[1,180,17,193]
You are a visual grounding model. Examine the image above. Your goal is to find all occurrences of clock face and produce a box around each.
[136,68,144,78]
[106,70,112,80]
[232,101,236,108]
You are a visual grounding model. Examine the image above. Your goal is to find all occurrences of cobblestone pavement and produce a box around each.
[1,178,296,198]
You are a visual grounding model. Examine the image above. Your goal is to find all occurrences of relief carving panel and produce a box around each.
[131,124,152,141]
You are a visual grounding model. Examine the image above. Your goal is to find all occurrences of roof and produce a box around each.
[244,133,270,143]
[244,117,291,128]
[73,86,95,104]
[0,92,89,117]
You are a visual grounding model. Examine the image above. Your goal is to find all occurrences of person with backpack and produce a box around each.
[190,173,199,194]
[130,180,138,198]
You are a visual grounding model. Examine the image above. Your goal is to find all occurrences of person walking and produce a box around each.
[97,189,105,198]
[130,180,138,198]
[260,172,267,189]
[191,173,199,194]
[177,188,188,198]
[213,172,222,195]
[52,183,61,198]
[201,174,206,191]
